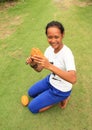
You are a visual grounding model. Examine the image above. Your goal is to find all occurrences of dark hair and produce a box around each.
[45,21,65,35]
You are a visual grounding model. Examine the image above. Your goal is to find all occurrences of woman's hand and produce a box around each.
[31,55,51,69]
[26,57,32,64]
[26,56,44,72]
[26,56,38,68]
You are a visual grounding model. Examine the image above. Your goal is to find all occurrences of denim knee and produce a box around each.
[28,102,39,114]
[28,88,37,98]
[28,89,34,98]
[28,89,31,96]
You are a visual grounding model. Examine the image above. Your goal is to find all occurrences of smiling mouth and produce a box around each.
[51,43,58,47]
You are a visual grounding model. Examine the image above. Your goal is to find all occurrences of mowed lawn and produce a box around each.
[0,0,92,130]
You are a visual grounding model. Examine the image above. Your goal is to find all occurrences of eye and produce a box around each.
[55,36,59,39]
[47,36,53,39]
[47,35,59,39]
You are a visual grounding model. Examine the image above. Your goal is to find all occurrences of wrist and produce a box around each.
[47,63,53,71]
[30,64,38,69]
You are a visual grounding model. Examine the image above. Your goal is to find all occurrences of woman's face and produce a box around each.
[46,27,64,52]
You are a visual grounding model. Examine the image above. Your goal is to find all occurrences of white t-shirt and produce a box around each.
[44,45,76,92]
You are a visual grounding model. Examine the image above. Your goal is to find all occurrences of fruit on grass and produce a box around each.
[21,95,29,106]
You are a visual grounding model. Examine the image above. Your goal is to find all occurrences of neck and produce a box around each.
[54,43,63,53]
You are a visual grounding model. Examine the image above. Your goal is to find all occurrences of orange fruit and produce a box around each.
[30,48,44,57]
[21,95,29,106]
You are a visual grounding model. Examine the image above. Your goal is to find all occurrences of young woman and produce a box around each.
[26,21,77,114]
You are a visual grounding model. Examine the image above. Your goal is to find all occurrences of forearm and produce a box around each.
[47,64,76,84]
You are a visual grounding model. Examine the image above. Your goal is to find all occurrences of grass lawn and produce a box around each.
[0,0,92,130]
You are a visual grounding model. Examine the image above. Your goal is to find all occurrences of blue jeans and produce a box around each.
[28,75,71,113]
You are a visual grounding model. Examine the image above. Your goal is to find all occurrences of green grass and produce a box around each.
[0,0,92,130]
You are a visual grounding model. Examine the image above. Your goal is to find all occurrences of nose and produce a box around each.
[50,38,56,43]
